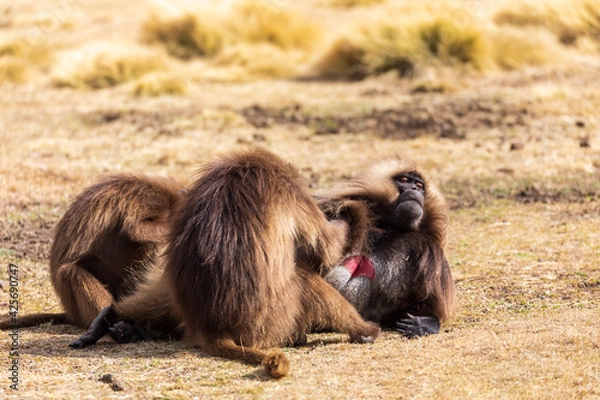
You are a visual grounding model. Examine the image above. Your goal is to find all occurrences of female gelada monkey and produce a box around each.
[0,175,184,330]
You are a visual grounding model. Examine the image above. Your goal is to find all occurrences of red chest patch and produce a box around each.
[341,255,375,280]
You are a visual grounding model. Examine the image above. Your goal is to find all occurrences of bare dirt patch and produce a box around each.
[240,95,532,138]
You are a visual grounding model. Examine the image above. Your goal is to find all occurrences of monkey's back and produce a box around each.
[165,148,304,347]
[50,175,182,297]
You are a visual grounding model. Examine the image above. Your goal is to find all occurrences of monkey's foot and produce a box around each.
[351,321,381,344]
[395,314,440,338]
[262,352,289,379]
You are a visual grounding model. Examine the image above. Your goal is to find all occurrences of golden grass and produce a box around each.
[0,38,52,83]
[491,26,566,70]
[313,0,592,80]
[228,0,323,51]
[131,72,187,96]
[314,12,491,80]
[140,0,322,62]
[140,12,225,59]
[329,0,387,7]
[0,55,28,83]
[3,0,599,85]
[494,0,600,46]
[214,43,305,79]
[135,0,322,81]
[51,43,168,89]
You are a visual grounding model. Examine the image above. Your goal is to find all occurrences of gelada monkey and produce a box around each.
[317,157,455,337]
[71,148,380,379]
[0,175,184,330]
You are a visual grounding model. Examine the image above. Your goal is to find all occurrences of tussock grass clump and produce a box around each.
[491,26,566,70]
[329,0,387,7]
[228,0,322,51]
[214,43,303,78]
[494,0,600,45]
[137,1,322,80]
[140,12,225,59]
[0,39,52,83]
[0,56,27,83]
[52,43,168,89]
[131,72,187,96]
[139,0,322,60]
[314,14,491,80]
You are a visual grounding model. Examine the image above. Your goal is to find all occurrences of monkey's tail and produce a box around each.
[0,313,69,330]
[207,338,289,379]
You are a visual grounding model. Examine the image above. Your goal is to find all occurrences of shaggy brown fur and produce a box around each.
[317,156,455,337]
[70,148,380,379]
[165,148,379,378]
[0,175,184,330]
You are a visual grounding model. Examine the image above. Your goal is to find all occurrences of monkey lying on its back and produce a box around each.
[318,157,455,337]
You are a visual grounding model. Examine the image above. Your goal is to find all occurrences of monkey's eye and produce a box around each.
[416,181,424,190]
[398,176,409,183]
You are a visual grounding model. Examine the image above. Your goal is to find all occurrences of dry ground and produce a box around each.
[1,1,600,399]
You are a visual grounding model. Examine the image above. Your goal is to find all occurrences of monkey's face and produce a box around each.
[382,172,425,231]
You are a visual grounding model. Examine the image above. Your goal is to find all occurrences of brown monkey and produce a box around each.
[71,148,380,379]
[0,175,184,330]
[317,157,455,337]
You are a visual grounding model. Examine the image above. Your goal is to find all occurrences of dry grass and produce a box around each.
[312,0,588,80]
[3,0,599,85]
[0,56,28,83]
[1,0,600,398]
[140,1,322,56]
[131,72,188,97]
[313,11,492,80]
[228,0,323,51]
[138,0,322,80]
[140,12,225,59]
[329,0,387,7]
[0,38,52,83]
[494,0,600,46]
[214,43,308,79]
[491,26,566,70]
[51,43,168,89]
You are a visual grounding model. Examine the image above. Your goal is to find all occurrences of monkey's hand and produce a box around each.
[108,321,141,343]
[69,306,115,349]
[395,314,440,338]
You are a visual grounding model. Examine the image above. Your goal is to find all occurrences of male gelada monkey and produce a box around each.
[317,157,455,337]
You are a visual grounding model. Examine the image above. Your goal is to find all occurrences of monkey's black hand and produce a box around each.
[108,321,141,343]
[109,321,165,343]
[69,306,116,349]
[395,314,440,338]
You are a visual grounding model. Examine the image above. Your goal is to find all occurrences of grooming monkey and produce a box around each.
[0,175,184,330]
